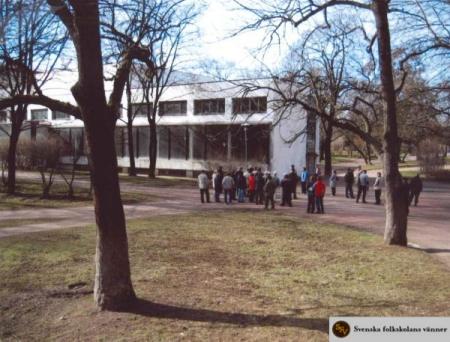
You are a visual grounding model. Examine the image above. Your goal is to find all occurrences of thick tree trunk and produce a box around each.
[126,80,137,176]
[366,142,372,165]
[126,121,137,176]
[70,1,135,310]
[323,126,333,177]
[6,125,20,194]
[373,0,408,246]
[148,119,157,179]
[319,138,325,161]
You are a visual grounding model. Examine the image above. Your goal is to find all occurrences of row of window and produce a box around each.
[0,96,268,123]
[114,124,271,163]
[0,109,71,122]
[40,124,271,164]
[29,109,71,121]
[130,96,268,117]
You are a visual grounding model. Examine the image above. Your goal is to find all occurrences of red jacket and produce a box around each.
[248,175,255,191]
[314,180,326,197]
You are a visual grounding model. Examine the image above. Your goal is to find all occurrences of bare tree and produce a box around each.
[0,0,170,310]
[18,134,62,198]
[234,0,420,245]
[0,0,67,194]
[284,22,353,176]
[104,0,197,178]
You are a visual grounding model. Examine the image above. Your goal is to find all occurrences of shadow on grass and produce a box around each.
[121,298,328,332]
[422,248,450,254]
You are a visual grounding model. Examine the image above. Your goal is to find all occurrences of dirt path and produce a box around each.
[1,174,450,268]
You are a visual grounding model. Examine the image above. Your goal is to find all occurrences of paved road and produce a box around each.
[1,175,450,268]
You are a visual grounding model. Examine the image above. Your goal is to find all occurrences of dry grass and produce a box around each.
[0,180,151,210]
[1,212,450,341]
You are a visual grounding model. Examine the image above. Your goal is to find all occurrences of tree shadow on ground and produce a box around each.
[409,246,450,254]
[121,299,328,333]
[422,248,450,254]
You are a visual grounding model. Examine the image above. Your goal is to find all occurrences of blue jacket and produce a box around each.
[300,170,309,182]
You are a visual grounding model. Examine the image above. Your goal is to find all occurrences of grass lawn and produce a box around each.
[0,180,151,210]
[1,212,450,341]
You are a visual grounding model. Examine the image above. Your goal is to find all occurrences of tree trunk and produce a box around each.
[70,1,135,310]
[323,126,333,177]
[126,121,137,176]
[6,123,20,195]
[366,142,372,165]
[148,118,157,179]
[372,0,408,246]
[126,80,137,176]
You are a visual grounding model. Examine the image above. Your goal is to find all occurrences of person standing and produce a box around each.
[315,165,322,177]
[213,167,224,202]
[356,170,369,203]
[197,170,210,203]
[254,168,265,205]
[272,171,280,202]
[355,165,363,199]
[344,168,355,198]
[235,167,247,203]
[289,165,299,199]
[306,175,316,213]
[281,174,293,207]
[300,167,309,194]
[247,170,256,202]
[222,172,235,205]
[329,170,338,196]
[314,176,326,214]
[409,174,423,206]
[263,174,277,209]
[373,172,382,205]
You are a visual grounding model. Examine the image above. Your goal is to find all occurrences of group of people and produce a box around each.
[197,165,327,213]
[341,166,423,208]
[197,164,424,213]
[342,166,381,204]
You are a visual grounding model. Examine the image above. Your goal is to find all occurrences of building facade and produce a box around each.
[0,73,320,176]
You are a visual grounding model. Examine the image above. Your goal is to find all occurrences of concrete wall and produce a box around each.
[18,75,318,175]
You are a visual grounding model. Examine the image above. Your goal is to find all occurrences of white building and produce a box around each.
[0,71,320,176]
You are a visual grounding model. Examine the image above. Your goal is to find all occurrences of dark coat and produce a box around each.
[235,171,247,189]
[255,172,265,191]
[410,176,423,194]
[281,178,292,194]
[214,172,223,192]
[344,171,354,185]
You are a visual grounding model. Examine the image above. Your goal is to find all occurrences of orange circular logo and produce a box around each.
[332,321,351,338]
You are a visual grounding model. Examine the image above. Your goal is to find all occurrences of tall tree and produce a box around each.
[234,0,415,245]
[0,0,67,194]
[284,23,352,176]
[0,0,169,310]
[103,0,196,178]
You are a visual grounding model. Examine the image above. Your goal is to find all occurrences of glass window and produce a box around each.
[130,103,152,118]
[71,128,85,155]
[30,109,48,121]
[191,126,207,160]
[158,126,170,159]
[52,110,71,120]
[171,126,188,160]
[247,124,271,164]
[115,127,125,157]
[159,101,187,116]
[0,111,8,122]
[230,125,245,160]
[137,126,149,158]
[232,97,267,114]
[205,125,228,160]
[194,99,225,115]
